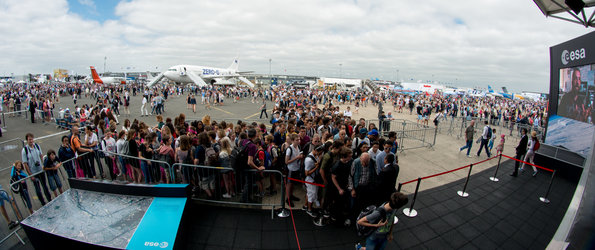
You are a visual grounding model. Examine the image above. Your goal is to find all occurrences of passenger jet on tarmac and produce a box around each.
[90,66,126,85]
[146,58,254,88]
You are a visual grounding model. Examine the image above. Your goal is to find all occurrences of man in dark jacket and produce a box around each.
[510,128,528,177]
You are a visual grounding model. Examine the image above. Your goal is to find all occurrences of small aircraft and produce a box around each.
[90,66,126,85]
[146,58,254,88]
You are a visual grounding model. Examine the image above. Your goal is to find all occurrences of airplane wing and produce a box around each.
[186,71,209,88]
[146,72,165,87]
[238,76,255,88]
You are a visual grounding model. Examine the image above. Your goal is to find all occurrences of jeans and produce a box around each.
[140,160,152,184]
[460,139,473,155]
[32,173,51,205]
[366,235,388,250]
[477,138,491,157]
[46,172,62,191]
[260,109,268,119]
[63,161,76,179]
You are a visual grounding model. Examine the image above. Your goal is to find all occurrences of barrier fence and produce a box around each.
[0,152,90,247]
[397,153,556,218]
[365,119,437,152]
[442,116,546,142]
[170,163,285,217]
[0,109,28,129]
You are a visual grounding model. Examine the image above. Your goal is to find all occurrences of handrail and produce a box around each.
[401,154,500,186]
[96,149,174,183]
[501,154,554,172]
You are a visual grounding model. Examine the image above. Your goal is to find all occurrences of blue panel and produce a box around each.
[155,183,188,188]
[126,197,187,250]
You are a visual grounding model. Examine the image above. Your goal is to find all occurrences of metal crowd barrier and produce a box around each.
[171,163,285,217]
[0,109,29,128]
[96,149,174,184]
[1,152,90,247]
[365,119,437,152]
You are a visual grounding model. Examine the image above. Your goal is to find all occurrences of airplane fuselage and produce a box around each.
[163,65,236,83]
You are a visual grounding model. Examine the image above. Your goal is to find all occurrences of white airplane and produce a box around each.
[90,66,126,85]
[146,58,254,88]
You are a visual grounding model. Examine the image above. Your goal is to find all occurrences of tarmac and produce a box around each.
[0,91,573,249]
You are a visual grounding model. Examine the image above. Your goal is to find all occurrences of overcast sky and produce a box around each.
[0,0,591,92]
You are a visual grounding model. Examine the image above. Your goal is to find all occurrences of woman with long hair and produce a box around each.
[219,137,235,198]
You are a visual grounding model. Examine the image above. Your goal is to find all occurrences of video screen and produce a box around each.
[546,64,595,157]
[558,64,595,125]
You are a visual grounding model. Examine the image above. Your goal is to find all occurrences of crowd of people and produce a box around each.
[0,80,550,249]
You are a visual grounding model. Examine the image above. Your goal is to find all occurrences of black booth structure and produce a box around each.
[19,179,189,250]
[543,30,595,249]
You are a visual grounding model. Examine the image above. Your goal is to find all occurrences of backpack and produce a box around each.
[534,140,540,151]
[10,171,26,194]
[204,145,219,167]
[182,147,194,165]
[305,155,324,184]
[24,143,41,161]
[486,127,492,139]
[230,141,251,172]
[356,204,388,237]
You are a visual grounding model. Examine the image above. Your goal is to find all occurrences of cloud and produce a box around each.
[0,0,591,92]
[78,0,95,9]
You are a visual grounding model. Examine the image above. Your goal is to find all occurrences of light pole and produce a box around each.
[339,63,342,78]
[269,58,272,77]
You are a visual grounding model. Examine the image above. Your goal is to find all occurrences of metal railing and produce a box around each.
[1,152,90,247]
[171,163,285,216]
[365,119,437,152]
[0,109,29,128]
[96,149,174,184]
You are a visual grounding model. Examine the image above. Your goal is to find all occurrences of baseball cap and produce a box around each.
[360,128,368,134]
[368,129,379,136]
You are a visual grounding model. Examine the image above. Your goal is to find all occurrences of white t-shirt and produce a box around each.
[304,153,319,182]
[85,133,99,149]
[285,144,301,172]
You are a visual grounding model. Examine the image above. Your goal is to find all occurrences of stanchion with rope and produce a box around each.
[540,170,557,204]
[489,154,502,182]
[397,183,402,192]
[457,164,473,198]
[403,177,421,217]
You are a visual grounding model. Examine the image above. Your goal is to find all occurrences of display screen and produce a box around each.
[546,64,595,156]
[557,64,595,124]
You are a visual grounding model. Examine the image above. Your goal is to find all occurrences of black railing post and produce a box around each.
[457,164,473,197]
[490,154,502,182]
[403,177,421,217]
[540,170,556,204]
[397,183,403,192]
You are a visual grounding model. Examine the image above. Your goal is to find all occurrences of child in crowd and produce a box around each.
[488,128,496,153]
[496,134,506,155]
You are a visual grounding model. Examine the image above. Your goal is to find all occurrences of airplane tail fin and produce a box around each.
[487,85,494,93]
[90,66,102,84]
[228,58,239,72]
[502,87,509,93]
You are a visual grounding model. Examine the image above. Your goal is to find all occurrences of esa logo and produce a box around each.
[561,48,586,65]
[144,241,168,248]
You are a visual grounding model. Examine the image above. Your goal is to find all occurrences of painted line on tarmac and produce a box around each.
[212,106,234,115]
[244,109,272,120]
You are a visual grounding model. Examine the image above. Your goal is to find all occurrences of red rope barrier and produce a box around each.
[501,154,554,172]
[283,178,301,250]
[401,154,500,186]
[288,177,325,187]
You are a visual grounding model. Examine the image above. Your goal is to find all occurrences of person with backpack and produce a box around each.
[285,133,303,207]
[476,121,492,158]
[158,135,175,183]
[520,131,540,177]
[263,135,279,195]
[304,145,324,218]
[176,135,195,185]
[21,133,52,206]
[355,192,409,250]
[195,132,218,198]
[237,129,264,203]
[10,160,32,215]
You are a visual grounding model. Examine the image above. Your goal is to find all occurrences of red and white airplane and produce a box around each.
[90,66,126,85]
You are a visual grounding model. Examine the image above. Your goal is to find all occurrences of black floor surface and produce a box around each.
[177,160,577,250]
